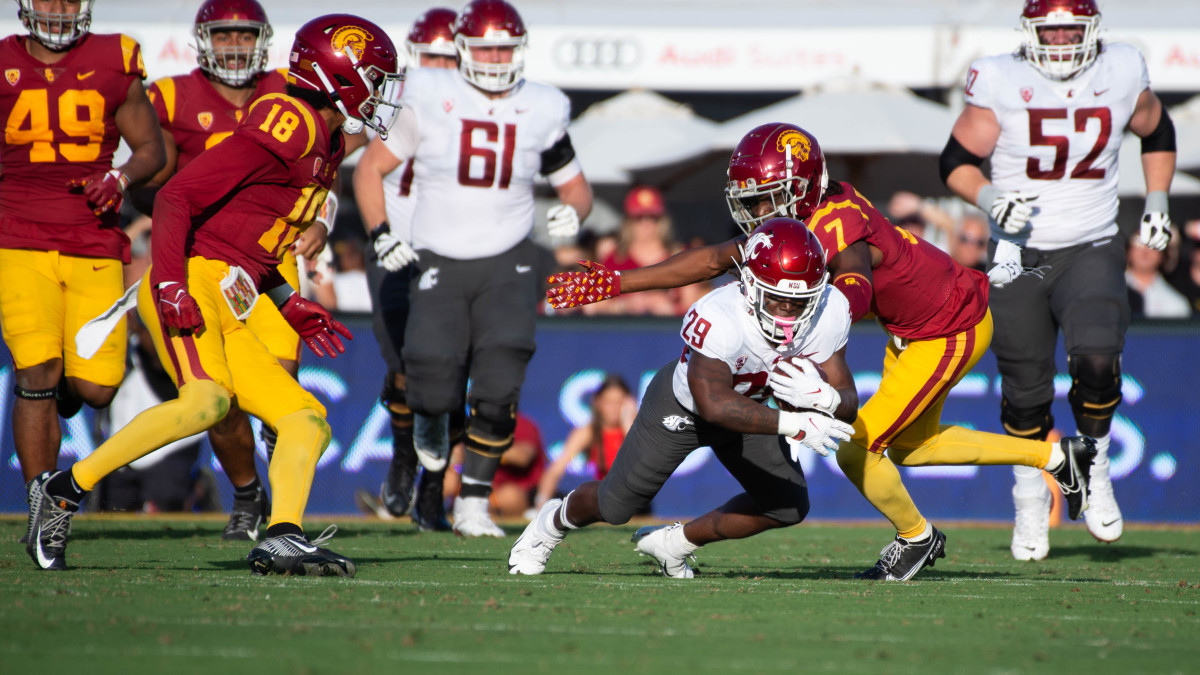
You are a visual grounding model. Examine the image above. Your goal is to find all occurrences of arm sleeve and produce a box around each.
[149,135,284,287]
[833,272,874,323]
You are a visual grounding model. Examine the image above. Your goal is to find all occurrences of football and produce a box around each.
[771,355,828,412]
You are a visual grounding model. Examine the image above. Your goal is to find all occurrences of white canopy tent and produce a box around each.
[1168,95,1200,175]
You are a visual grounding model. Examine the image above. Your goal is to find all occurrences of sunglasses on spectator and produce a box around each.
[958,235,986,248]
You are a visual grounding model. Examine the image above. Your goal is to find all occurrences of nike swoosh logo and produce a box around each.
[35,535,56,568]
[1022,546,1039,551]
[1101,518,1120,527]
[92,264,109,271]
[77,71,94,80]
[515,265,532,274]
[1093,89,1109,96]
[515,108,530,114]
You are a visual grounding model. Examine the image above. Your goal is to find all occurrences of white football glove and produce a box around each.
[778,411,855,458]
[546,203,580,238]
[768,359,840,415]
[987,238,1023,288]
[371,222,419,272]
[1139,191,1171,251]
[978,185,1037,235]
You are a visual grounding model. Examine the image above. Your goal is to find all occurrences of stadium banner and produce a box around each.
[1,316,1196,523]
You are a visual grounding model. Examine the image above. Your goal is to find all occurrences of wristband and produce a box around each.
[1144,190,1169,215]
[265,284,296,308]
[975,184,999,212]
[777,410,803,438]
[369,221,390,243]
[112,169,131,192]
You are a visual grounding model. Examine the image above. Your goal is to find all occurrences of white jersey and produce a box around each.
[381,158,417,243]
[671,283,851,413]
[381,68,576,260]
[965,43,1149,250]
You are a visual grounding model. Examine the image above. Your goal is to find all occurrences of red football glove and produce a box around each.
[67,169,129,216]
[545,260,621,309]
[155,281,204,333]
[279,293,353,358]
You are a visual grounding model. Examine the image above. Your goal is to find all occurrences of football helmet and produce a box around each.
[287,14,404,138]
[737,218,828,345]
[454,0,528,93]
[194,0,273,87]
[726,123,829,236]
[1020,0,1101,81]
[407,7,458,66]
[18,0,92,50]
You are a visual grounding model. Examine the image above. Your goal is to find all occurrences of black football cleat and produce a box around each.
[246,525,355,577]
[856,526,947,581]
[411,468,451,532]
[1052,436,1097,520]
[26,471,80,571]
[223,482,270,541]
[380,451,418,518]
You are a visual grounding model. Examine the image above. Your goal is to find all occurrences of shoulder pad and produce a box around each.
[242,93,319,161]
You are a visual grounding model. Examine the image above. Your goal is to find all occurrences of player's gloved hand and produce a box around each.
[978,185,1037,235]
[545,260,620,309]
[546,203,580,238]
[1139,191,1172,251]
[768,359,840,415]
[68,169,129,216]
[779,411,854,458]
[370,222,419,272]
[987,238,1024,288]
[155,281,204,333]
[279,293,353,358]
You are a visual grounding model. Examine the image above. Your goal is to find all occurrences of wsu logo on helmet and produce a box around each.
[744,231,775,260]
[330,25,374,60]
[776,129,811,161]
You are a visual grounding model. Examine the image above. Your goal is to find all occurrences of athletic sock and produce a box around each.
[233,476,262,501]
[668,524,700,555]
[899,520,931,543]
[1013,464,1047,497]
[265,522,303,539]
[47,470,88,503]
[556,491,580,531]
[1042,441,1066,472]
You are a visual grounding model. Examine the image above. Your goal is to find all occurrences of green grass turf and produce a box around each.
[1,516,1198,675]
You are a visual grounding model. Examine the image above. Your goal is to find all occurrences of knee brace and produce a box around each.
[14,385,56,400]
[1068,353,1122,434]
[464,399,516,458]
[380,372,412,429]
[1000,398,1054,442]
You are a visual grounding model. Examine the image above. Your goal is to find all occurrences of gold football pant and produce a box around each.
[72,258,328,528]
[837,311,1051,536]
[244,250,301,363]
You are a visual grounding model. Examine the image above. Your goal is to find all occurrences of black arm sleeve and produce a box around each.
[1140,107,1176,154]
[938,135,986,185]
[539,132,576,176]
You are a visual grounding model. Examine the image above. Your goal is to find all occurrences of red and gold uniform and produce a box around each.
[0,32,146,384]
[808,182,1049,537]
[147,67,302,363]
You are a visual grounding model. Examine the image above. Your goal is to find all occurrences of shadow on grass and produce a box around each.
[700,566,1020,581]
[991,543,1176,562]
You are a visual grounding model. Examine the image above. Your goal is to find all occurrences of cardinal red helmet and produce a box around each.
[737,218,828,345]
[18,0,92,50]
[726,123,829,236]
[194,0,273,87]
[407,7,458,66]
[1020,0,1101,81]
[287,14,404,138]
[454,0,528,93]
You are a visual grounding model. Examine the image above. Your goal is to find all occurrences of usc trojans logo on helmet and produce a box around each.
[776,130,811,161]
[330,25,374,60]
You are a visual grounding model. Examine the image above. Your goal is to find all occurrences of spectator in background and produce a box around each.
[950,213,989,272]
[533,374,637,511]
[1127,233,1191,318]
[1166,230,1200,314]
[312,238,373,313]
[887,191,954,251]
[597,185,683,315]
[445,413,546,519]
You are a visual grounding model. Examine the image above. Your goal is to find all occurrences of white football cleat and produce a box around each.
[452,496,505,538]
[508,498,564,575]
[1011,484,1052,561]
[1084,457,1123,543]
[632,522,696,579]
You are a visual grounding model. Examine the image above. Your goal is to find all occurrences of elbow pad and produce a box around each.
[833,272,873,323]
[1141,108,1176,154]
[939,135,986,185]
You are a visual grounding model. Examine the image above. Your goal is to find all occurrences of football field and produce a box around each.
[3,516,1198,674]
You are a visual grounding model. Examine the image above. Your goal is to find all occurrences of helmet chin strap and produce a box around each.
[342,118,364,134]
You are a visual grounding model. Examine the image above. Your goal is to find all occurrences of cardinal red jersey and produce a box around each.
[0,33,146,261]
[150,93,342,291]
[148,67,288,172]
[807,182,989,341]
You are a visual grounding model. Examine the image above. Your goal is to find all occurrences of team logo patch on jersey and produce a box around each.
[4,69,18,86]
[197,112,213,130]
[661,415,693,432]
[776,129,811,161]
[43,68,54,83]
[330,25,374,61]
[1020,87,1034,103]
[734,356,747,371]
[312,156,323,177]
[443,99,454,114]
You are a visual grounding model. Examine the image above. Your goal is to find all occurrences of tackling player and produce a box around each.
[941,0,1175,558]
[510,219,857,577]
[547,124,1097,581]
[0,1,164,491]
[354,0,593,537]
[24,14,403,576]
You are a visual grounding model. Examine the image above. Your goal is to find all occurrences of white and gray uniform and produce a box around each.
[964,44,1146,414]
[596,283,850,525]
[367,133,418,374]
[379,67,581,417]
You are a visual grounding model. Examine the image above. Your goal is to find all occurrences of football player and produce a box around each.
[354,0,593,537]
[510,219,856,577]
[940,0,1175,558]
[142,0,316,542]
[547,123,1098,581]
[357,6,460,532]
[0,2,165,492]
[25,14,403,576]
